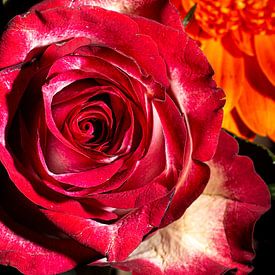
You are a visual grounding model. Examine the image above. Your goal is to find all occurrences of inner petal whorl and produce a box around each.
[63,96,114,151]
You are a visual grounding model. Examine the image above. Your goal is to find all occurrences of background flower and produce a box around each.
[175,0,275,141]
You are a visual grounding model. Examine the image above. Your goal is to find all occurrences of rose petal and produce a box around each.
[113,131,270,274]
[0,142,118,220]
[160,160,210,227]
[38,133,124,188]
[39,37,92,68]
[0,206,95,275]
[0,7,169,91]
[131,16,225,162]
[154,94,191,174]
[73,45,167,103]
[42,205,155,261]
[0,64,38,142]
[31,0,176,25]
[91,170,173,209]
[123,105,166,190]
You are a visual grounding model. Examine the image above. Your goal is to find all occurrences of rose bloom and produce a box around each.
[174,0,275,141]
[0,1,270,274]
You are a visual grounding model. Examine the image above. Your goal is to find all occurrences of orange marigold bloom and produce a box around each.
[175,0,275,141]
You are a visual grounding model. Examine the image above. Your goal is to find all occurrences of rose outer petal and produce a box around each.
[131,16,225,163]
[112,131,270,274]
[41,195,172,262]
[127,15,225,226]
[0,6,169,91]
[31,0,169,21]
[0,208,96,275]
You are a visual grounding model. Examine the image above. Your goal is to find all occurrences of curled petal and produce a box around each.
[255,34,275,86]
[42,199,171,262]
[31,0,181,28]
[131,16,225,162]
[236,56,275,141]
[113,131,270,274]
[222,108,255,140]
[0,7,169,91]
[203,37,244,114]
[0,196,96,275]
[231,29,255,57]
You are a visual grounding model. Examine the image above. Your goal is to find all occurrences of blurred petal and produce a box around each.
[236,56,275,141]
[114,132,270,274]
[222,108,255,140]
[231,29,255,56]
[255,33,275,86]
[181,0,194,12]
[203,38,244,113]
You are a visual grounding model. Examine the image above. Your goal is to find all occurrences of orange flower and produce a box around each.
[175,0,275,141]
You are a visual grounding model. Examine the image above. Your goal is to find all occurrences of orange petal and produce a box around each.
[203,38,244,113]
[236,55,275,140]
[179,0,210,40]
[181,0,195,11]
[231,29,255,56]
[269,130,275,142]
[255,34,275,86]
[222,108,255,140]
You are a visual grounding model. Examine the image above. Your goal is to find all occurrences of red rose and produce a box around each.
[0,1,270,274]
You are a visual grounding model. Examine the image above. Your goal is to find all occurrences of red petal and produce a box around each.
[0,203,95,275]
[123,106,166,190]
[114,132,270,274]
[132,16,225,162]
[91,171,172,209]
[160,160,210,227]
[31,0,180,28]
[42,204,161,261]
[0,7,169,89]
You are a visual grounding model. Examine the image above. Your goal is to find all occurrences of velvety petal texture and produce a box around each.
[0,0,270,274]
[112,132,270,274]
